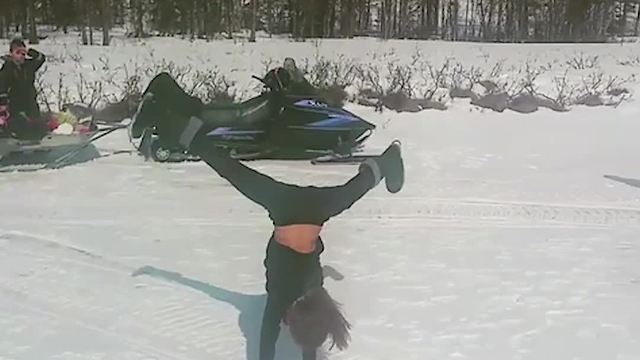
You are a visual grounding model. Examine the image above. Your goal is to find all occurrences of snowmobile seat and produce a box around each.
[199,93,274,127]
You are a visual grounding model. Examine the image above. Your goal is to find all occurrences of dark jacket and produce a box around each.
[0,49,45,119]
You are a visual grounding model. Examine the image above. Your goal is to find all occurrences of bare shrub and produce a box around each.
[305,55,357,89]
[566,52,600,70]
[353,63,384,97]
[617,56,640,66]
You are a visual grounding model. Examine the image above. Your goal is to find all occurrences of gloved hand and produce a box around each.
[27,48,40,58]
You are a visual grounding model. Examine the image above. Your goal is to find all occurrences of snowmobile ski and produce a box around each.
[310,153,378,165]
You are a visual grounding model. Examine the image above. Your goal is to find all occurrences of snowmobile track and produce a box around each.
[343,199,640,228]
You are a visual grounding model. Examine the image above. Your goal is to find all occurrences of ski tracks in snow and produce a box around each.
[0,231,247,360]
[335,197,640,229]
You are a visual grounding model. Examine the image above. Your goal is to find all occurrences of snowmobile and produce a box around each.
[130,73,376,163]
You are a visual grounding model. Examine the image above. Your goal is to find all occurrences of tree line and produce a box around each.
[2,0,640,45]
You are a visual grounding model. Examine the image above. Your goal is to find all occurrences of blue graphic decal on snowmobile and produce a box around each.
[206,127,264,141]
[308,115,361,126]
[293,99,328,108]
[288,114,362,130]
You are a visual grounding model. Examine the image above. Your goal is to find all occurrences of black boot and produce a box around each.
[130,72,205,141]
[379,140,404,193]
[131,92,207,151]
[359,140,404,193]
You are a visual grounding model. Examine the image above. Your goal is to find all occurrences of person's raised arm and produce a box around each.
[26,48,45,72]
[259,294,289,360]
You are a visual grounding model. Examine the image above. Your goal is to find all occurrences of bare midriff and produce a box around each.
[274,224,322,254]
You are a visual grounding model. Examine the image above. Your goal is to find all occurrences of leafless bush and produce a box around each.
[511,61,547,96]
[353,63,384,97]
[37,55,239,114]
[416,58,452,100]
[261,57,277,74]
[305,57,334,88]
[54,73,72,110]
[137,59,237,103]
[578,71,627,96]
[35,67,53,112]
[39,71,104,113]
[191,68,237,103]
[94,56,111,71]
[535,70,577,109]
[566,52,600,70]
[68,52,83,63]
[486,59,506,79]
[75,73,105,109]
[539,61,554,72]
[385,61,415,96]
[552,72,578,107]
[449,62,482,90]
[104,61,147,103]
[617,56,640,66]
[35,65,71,111]
[524,63,545,93]
[571,71,632,106]
[352,58,422,99]
[145,59,194,88]
[461,59,508,95]
[305,55,357,89]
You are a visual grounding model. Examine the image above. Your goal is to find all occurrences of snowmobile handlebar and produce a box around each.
[252,72,289,94]
[252,75,276,91]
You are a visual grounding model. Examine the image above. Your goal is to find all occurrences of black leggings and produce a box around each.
[189,137,376,226]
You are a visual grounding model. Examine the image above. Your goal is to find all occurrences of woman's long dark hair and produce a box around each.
[286,287,352,352]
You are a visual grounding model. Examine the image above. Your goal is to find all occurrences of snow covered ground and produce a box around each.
[1,34,640,360]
